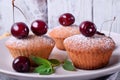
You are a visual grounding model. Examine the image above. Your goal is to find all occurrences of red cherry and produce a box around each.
[11,22,29,39]
[12,56,30,72]
[31,20,48,36]
[79,21,96,37]
[59,13,75,26]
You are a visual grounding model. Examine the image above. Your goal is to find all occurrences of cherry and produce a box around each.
[11,22,29,39]
[59,13,75,26]
[79,21,96,37]
[31,20,48,36]
[12,56,30,72]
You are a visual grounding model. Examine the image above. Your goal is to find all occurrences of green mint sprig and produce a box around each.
[30,56,55,75]
[30,56,76,75]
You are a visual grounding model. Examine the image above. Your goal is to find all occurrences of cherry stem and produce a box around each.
[12,0,15,6]
[12,0,15,23]
[109,17,116,36]
[14,5,28,21]
[91,0,94,22]
[12,0,29,23]
[100,17,116,32]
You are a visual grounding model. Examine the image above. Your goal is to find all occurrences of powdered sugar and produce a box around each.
[49,25,80,38]
[5,35,55,48]
[64,34,115,51]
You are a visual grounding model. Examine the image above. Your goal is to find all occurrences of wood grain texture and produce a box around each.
[20,0,48,23]
[94,0,120,34]
[0,0,13,34]
[0,0,120,34]
[13,0,47,27]
[0,0,47,34]
[111,0,120,33]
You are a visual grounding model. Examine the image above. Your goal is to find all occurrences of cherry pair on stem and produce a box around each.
[11,0,48,39]
[11,20,48,39]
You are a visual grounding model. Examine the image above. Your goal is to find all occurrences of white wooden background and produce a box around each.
[0,0,120,35]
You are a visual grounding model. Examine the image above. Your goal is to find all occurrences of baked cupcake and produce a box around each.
[64,21,115,70]
[49,13,80,50]
[5,35,55,59]
[49,25,80,50]
[5,20,55,65]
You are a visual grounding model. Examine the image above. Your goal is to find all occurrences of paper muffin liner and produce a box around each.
[49,26,80,51]
[6,45,54,66]
[66,49,114,70]
[53,38,65,50]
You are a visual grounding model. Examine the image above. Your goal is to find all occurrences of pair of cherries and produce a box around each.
[59,13,104,37]
[11,20,48,39]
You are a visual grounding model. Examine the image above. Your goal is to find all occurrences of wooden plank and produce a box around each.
[0,0,13,34]
[0,0,47,34]
[112,0,120,34]
[48,0,92,28]
[15,0,48,24]
[0,0,120,34]
[93,0,120,34]
[0,0,2,31]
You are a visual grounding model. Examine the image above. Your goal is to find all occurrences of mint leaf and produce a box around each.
[34,65,54,75]
[62,60,76,71]
[30,56,51,66]
[31,56,76,75]
[49,59,60,67]
[30,56,54,75]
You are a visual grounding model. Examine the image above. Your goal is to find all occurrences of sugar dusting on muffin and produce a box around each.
[49,25,80,38]
[64,34,115,51]
[6,35,55,48]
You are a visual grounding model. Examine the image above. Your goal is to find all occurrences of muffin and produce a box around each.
[5,35,55,64]
[64,34,115,70]
[5,20,55,66]
[49,13,80,50]
[64,20,116,70]
[49,25,80,50]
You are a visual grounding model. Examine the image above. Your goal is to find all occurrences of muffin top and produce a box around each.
[5,35,55,49]
[49,25,80,39]
[64,34,115,52]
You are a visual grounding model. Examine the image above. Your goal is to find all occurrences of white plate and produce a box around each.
[0,32,120,80]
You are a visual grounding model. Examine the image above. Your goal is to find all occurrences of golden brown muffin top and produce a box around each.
[49,25,80,39]
[64,34,115,52]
